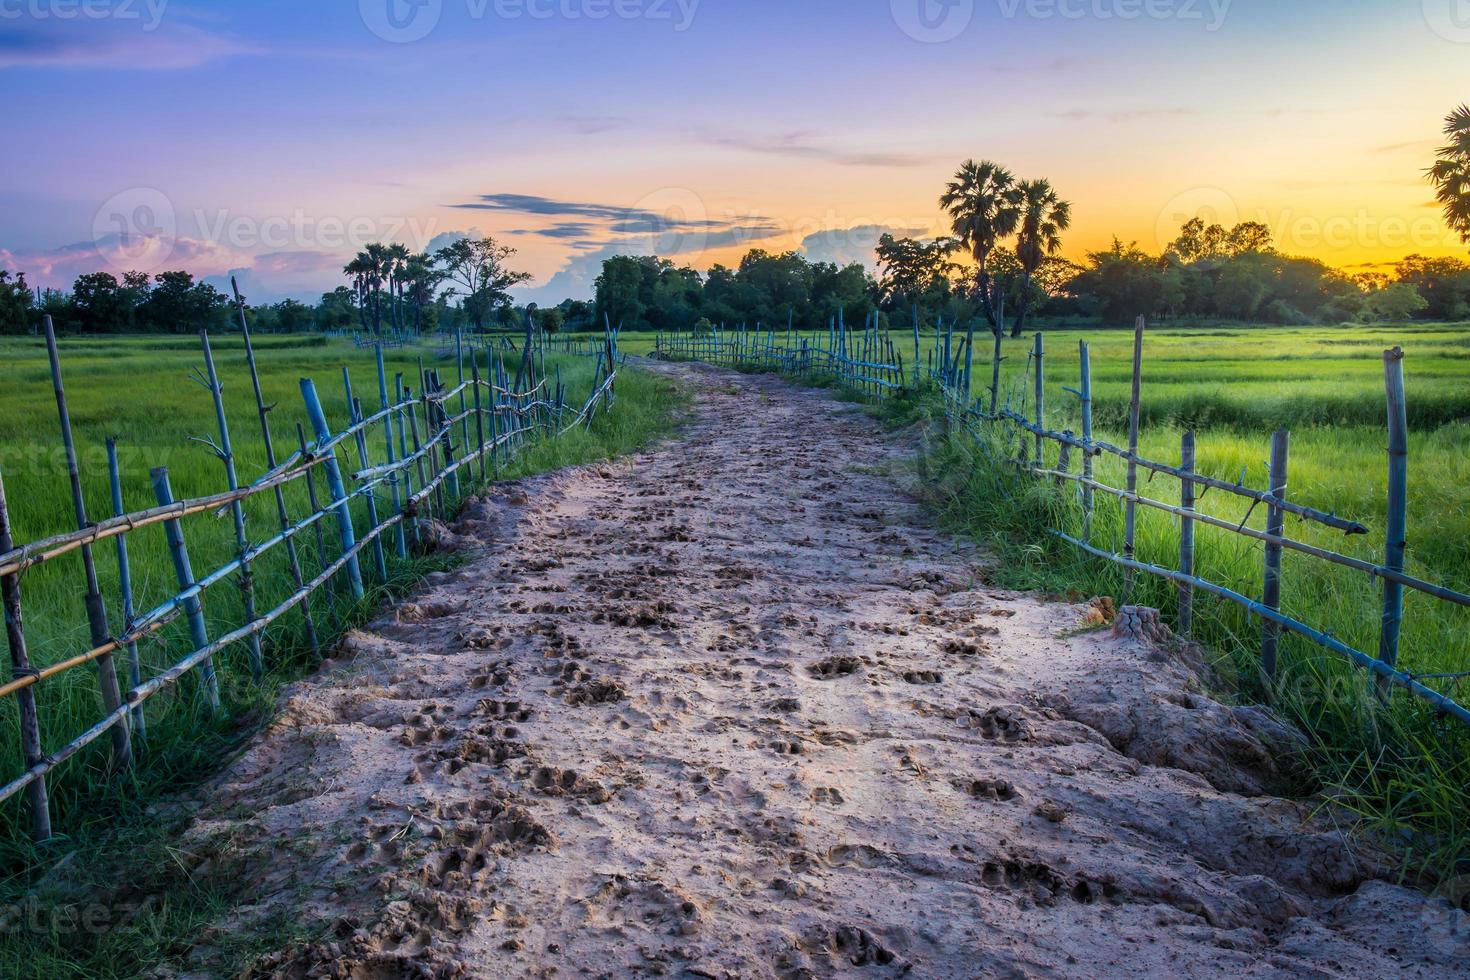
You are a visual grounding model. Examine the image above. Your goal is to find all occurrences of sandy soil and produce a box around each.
[172,362,1466,978]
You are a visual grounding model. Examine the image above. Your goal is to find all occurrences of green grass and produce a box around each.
[0,333,686,977]
[637,320,1470,885]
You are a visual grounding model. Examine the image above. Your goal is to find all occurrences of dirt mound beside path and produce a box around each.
[170,362,1464,978]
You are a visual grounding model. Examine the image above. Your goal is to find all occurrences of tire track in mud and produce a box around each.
[177,362,1464,978]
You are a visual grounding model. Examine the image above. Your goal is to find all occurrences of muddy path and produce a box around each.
[178,362,1464,978]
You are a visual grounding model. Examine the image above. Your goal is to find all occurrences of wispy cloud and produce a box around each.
[700,131,924,169]
[0,20,260,70]
[800,225,924,269]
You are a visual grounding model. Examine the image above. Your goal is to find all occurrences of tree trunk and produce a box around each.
[1010,271,1033,338]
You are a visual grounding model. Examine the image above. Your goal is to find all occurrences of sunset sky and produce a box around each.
[2,0,1468,304]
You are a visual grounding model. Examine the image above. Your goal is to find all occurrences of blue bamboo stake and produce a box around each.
[1262,429,1290,683]
[1032,333,1045,466]
[151,467,221,712]
[1179,431,1197,636]
[1378,347,1408,702]
[199,331,264,679]
[295,423,331,585]
[300,378,365,601]
[375,346,407,560]
[106,439,145,739]
[1078,341,1094,542]
[44,316,132,770]
[342,368,388,583]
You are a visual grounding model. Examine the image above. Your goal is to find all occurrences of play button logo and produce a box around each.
[891,0,975,43]
[1424,0,1470,41]
[361,0,443,43]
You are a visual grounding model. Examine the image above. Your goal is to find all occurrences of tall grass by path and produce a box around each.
[0,334,687,978]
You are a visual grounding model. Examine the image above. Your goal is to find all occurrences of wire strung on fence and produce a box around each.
[0,306,621,842]
[654,314,1470,732]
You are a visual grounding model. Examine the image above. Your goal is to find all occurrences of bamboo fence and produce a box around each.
[655,314,1470,730]
[0,300,621,842]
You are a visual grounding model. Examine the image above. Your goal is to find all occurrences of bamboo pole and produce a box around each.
[1261,429,1289,683]
[200,331,264,679]
[1079,341,1094,544]
[1032,333,1045,466]
[0,464,52,840]
[151,467,221,712]
[1179,431,1197,637]
[989,324,1004,416]
[376,346,407,561]
[296,423,330,580]
[106,439,145,739]
[236,279,319,656]
[44,316,132,771]
[342,370,388,584]
[300,379,365,601]
[1123,316,1145,593]
[1378,347,1408,702]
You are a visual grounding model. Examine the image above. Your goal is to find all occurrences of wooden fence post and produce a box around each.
[0,465,52,841]
[151,467,221,712]
[1123,316,1145,594]
[301,378,365,601]
[989,328,1003,416]
[200,331,264,680]
[1262,428,1290,683]
[236,279,319,656]
[1032,332,1045,467]
[44,316,133,771]
[1079,340,1094,544]
[106,439,145,739]
[1378,347,1408,702]
[1179,431,1197,637]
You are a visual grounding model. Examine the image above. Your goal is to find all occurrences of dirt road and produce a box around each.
[181,362,1465,978]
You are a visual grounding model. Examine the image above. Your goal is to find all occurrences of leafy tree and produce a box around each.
[317,286,358,332]
[535,307,565,334]
[434,237,532,331]
[940,160,1020,333]
[875,234,960,309]
[1068,240,1172,323]
[1429,104,1470,248]
[1011,179,1072,336]
[1360,282,1429,322]
[0,270,34,335]
[139,271,228,333]
[1395,254,1470,320]
[69,272,137,333]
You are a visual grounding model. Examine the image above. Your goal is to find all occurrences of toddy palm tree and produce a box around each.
[940,160,1021,334]
[1429,104,1470,247]
[1011,179,1072,337]
[342,254,373,333]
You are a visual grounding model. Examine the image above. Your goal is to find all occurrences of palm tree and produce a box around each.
[939,160,1021,334]
[1429,104,1470,247]
[385,242,411,333]
[1011,179,1072,337]
[343,254,373,333]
